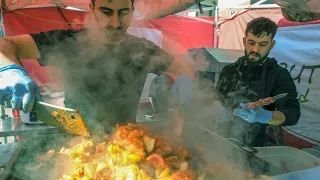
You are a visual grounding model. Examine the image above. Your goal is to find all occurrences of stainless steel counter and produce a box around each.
[0,107,172,138]
[0,117,63,137]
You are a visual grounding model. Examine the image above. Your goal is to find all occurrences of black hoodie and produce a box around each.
[217,56,301,126]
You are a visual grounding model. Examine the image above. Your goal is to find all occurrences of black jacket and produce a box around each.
[215,56,301,145]
[217,56,300,126]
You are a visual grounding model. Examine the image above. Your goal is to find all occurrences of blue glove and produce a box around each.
[0,65,42,112]
[172,74,193,105]
[233,103,272,124]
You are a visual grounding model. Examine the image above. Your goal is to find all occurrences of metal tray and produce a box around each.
[255,146,320,173]
[140,121,285,177]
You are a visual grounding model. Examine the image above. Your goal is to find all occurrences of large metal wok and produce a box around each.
[1,121,285,180]
[142,121,285,178]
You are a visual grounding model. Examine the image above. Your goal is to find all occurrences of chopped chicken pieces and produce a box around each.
[143,135,156,153]
[30,124,265,180]
[55,123,201,180]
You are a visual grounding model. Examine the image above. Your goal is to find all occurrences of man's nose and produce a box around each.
[109,13,120,29]
[252,44,260,52]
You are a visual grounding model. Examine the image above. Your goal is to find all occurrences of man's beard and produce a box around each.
[244,49,270,64]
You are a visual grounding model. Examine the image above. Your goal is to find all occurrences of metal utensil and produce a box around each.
[196,0,204,14]
[247,93,288,109]
[272,93,288,101]
[34,102,91,137]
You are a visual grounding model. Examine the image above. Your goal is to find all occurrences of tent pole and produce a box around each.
[0,0,5,37]
[1,0,6,11]
[213,1,219,48]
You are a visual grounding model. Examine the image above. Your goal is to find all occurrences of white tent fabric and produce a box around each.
[269,23,320,144]
[3,0,205,18]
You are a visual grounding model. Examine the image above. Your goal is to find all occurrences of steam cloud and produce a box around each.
[7,13,278,180]
[177,49,273,179]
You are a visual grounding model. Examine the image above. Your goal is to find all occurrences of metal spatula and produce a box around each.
[34,102,91,137]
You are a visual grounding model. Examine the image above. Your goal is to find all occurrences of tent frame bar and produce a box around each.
[218,4,280,9]
[15,4,66,10]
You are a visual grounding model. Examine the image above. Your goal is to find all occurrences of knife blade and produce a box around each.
[34,102,91,137]
[271,93,288,101]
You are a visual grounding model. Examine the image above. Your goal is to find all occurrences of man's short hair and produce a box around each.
[91,0,134,7]
[245,17,278,39]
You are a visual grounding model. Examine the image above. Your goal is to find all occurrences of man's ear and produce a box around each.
[89,3,94,11]
[270,40,276,50]
[243,37,246,47]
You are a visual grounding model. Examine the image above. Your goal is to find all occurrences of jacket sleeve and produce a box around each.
[273,68,301,126]
[147,41,175,76]
[216,65,231,97]
[30,29,77,66]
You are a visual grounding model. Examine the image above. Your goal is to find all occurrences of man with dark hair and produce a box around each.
[215,17,300,146]
[0,0,194,134]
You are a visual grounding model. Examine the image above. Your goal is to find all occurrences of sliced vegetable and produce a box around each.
[180,161,188,171]
[158,167,171,179]
[146,153,166,167]
[143,135,156,152]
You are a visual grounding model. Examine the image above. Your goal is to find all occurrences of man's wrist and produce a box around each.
[267,111,286,125]
[260,109,273,124]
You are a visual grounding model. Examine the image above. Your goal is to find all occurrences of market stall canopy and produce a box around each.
[2,0,320,20]
[2,0,208,18]
[272,0,320,22]
[273,0,320,13]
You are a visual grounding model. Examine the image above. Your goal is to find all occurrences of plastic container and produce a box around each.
[255,146,320,173]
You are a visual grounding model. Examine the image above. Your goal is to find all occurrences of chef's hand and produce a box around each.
[233,103,272,124]
[0,65,42,112]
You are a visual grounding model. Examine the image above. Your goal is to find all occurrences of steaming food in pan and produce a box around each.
[24,123,270,180]
[30,123,199,180]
